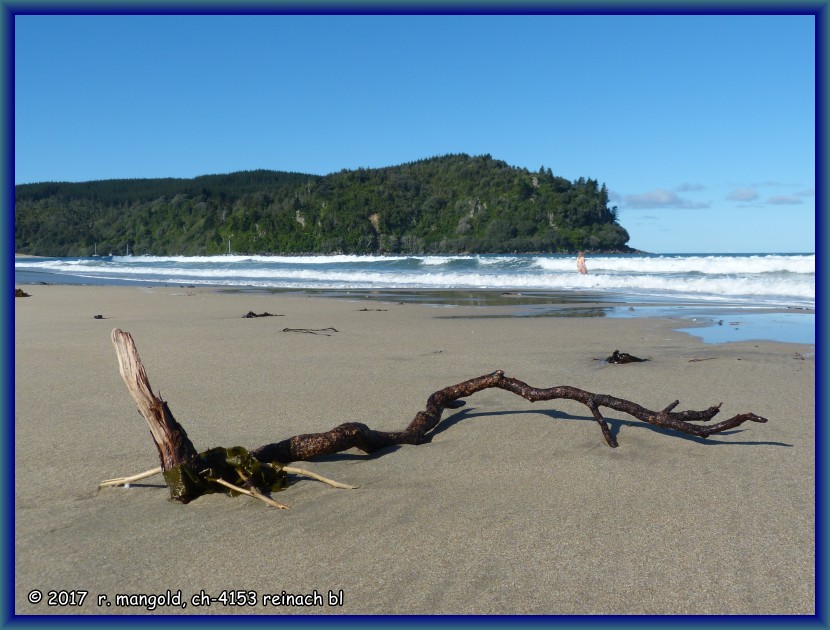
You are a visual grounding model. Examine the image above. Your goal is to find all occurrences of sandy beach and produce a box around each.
[14,285,815,615]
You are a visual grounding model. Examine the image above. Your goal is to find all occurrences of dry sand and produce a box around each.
[14,285,815,615]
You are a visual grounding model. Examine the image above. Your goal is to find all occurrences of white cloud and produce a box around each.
[766,195,803,205]
[750,180,797,187]
[676,182,704,192]
[623,189,709,209]
[726,187,759,202]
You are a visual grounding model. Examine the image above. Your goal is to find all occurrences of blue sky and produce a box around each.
[14,13,815,253]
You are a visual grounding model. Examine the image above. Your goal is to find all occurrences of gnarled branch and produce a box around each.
[108,328,767,507]
[251,370,766,462]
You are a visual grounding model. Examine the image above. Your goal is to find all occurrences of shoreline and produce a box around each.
[15,280,815,346]
[13,284,815,614]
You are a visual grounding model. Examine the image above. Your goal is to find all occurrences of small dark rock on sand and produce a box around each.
[606,349,649,364]
[242,311,283,318]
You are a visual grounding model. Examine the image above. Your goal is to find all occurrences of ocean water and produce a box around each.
[15,252,815,344]
[14,252,815,310]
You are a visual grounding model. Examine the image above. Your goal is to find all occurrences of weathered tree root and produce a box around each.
[109,328,767,507]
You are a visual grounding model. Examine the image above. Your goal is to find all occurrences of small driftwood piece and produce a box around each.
[282,327,339,336]
[99,465,355,491]
[108,328,767,508]
[242,311,282,318]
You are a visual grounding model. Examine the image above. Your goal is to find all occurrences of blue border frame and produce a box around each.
[1,0,10,626]
[4,1,825,628]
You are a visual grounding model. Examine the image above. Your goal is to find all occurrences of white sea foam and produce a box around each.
[15,253,815,307]
[532,254,814,275]
[417,256,462,266]
[111,253,409,265]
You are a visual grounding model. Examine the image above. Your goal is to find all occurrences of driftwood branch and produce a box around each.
[111,329,200,472]
[108,328,767,507]
[250,370,767,462]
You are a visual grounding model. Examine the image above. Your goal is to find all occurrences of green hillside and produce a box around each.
[15,154,631,256]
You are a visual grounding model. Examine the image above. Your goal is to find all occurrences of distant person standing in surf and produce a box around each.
[577,251,588,275]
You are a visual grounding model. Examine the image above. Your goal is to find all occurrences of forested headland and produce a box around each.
[15,154,632,256]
